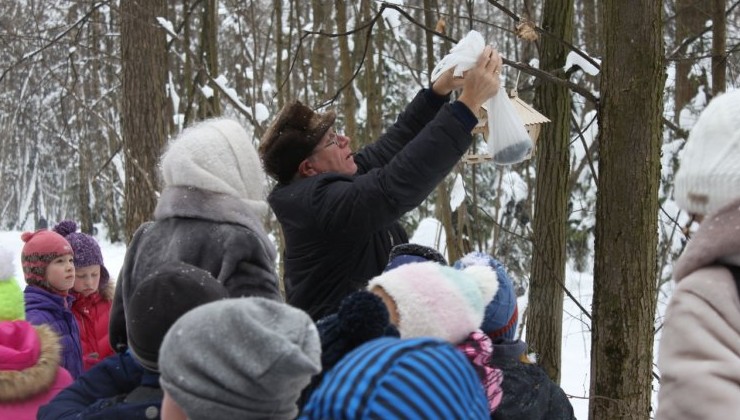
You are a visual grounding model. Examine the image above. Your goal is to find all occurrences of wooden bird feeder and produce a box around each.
[463,89,551,164]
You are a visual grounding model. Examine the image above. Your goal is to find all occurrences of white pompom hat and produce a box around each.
[674,89,740,217]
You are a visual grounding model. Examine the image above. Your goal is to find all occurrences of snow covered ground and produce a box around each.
[2,228,668,419]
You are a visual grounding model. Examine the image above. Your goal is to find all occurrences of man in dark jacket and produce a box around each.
[259,46,502,320]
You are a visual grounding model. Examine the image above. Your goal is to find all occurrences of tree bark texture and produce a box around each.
[589,0,663,418]
[526,0,573,385]
[711,0,726,95]
[121,0,168,242]
[674,0,710,115]
[335,0,358,148]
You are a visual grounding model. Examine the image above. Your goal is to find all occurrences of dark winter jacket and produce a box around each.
[490,339,575,420]
[72,282,115,371]
[38,350,162,420]
[24,285,84,379]
[269,89,478,320]
[109,186,282,351]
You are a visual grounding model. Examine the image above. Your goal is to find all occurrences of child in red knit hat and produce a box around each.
[21,230,84,379]
[53,221,115,371]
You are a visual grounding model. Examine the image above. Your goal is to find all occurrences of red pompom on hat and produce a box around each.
[20,230,73,286]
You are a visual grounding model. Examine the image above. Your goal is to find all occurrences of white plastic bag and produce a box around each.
[486,93,533,165]
[431,31,485,81]
[431,30,533,165]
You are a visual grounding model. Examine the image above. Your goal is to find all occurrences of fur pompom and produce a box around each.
[338,291,390,345]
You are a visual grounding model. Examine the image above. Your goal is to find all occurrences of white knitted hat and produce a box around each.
[674,89,740,217]
[161,118,268,219]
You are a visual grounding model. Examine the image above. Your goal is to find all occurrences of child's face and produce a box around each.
[369,286,400,326]
[74,265,101,296]
[45,254,75,292]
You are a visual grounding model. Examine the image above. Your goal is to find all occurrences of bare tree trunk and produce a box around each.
[198,0,221,118]
[273,0,285,108]
[361,0,381,142]
[121,0,168,241]
[78,137,93,234]
[526,0,573,384]
[675,0,710,114]
[589,0,663,417]
[711,0,726,95]
[335,0,357,148]
[581,0,601,56]
[423,0,437,83]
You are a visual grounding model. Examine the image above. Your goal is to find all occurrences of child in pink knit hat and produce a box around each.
[53,221,115,371]
[21,230,84,379]
[0,244,73,420]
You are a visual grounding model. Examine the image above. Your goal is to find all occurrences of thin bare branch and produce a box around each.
[0,1,111,84]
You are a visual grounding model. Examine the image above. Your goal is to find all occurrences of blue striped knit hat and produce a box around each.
[454,252,518,340]
[300,337,489,419]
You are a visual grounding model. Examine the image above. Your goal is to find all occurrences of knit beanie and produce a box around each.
[52,220,110,288]
[454,251,519,340]
[316,291,399,371]
[259,101,336,184]
[126,261,229,372]
[20,230,73,286]
[674,89,740,216]
[300,337,490,420]
[159,297,321,420]
[161,117,269,220]
[367,261,498,344]
[384,243,448,272]
[0,246,24,321]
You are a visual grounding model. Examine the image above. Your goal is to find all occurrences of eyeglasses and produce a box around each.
[320,132,341,150]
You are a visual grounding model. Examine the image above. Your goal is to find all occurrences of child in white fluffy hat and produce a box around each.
[367,261,503,414]
[656,89,740,419]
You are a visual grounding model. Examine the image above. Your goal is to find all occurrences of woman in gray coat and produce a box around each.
[109,118,282,352]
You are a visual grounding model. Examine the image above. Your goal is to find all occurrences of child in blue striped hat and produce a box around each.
[454,251,575,420]
[300,337,489,419]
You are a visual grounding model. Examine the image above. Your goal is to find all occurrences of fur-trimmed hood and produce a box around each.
[674,197,740,282]
[154,185,276,261]
[0,323,62,402]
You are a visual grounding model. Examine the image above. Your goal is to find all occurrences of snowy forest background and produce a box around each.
[1,0,738,418]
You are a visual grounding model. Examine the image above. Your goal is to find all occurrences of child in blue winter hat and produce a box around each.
[298,290,399,409]
[300,337,490,419]
[454,251,575,420]
[454,251,518,340]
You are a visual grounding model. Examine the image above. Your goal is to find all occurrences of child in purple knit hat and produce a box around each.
[53,221,114,371]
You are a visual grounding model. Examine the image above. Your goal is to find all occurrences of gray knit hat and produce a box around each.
[158,297,321,420]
